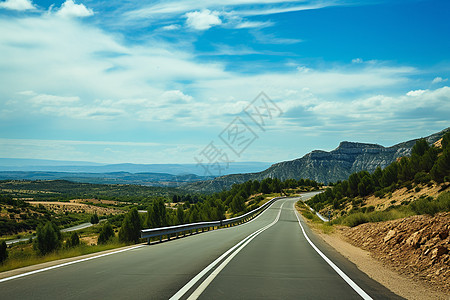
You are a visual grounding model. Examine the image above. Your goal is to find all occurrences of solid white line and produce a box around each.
[169,200,286,300]
[293,202,373,300]
[186,202,285,300]
[0,245,145,284]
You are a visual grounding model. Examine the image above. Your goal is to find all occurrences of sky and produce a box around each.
[0,0,449,171]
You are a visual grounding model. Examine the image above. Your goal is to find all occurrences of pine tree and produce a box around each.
[36,221,61,255]
[119,208,141,244]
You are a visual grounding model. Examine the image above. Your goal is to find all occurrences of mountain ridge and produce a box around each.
[185,127,449,193]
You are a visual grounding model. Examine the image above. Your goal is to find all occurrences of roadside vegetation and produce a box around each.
[304,132,450,227]
[0,177,321,271]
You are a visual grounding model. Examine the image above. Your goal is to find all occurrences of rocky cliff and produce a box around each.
[186,127,449,192]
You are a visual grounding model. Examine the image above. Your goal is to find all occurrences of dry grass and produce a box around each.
[0,241,127,273]
[27,201,123,216]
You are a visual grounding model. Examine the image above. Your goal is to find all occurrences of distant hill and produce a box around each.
[0,160,271,176]
[186,127,449,193]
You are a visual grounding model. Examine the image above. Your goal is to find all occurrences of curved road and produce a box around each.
[0,193,401,299]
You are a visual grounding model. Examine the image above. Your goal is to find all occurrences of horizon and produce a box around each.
[1,0,449,168]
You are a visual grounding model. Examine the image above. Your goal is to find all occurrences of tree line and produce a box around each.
[308,132,450,212]
[116,177,321,243]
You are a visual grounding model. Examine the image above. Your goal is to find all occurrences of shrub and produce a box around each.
[66,232,80,248]
[90,214,99,224]
[343,213,369,227]
[35,221,61,255]
[410,196,439,216]
[414,172,431,184]
[0,241,7,264]
[98,223,115,244]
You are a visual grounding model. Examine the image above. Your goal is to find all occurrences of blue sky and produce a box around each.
[0,0,449,168]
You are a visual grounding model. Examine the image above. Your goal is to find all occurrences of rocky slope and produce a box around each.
[187,127,449,192]
[342,213,450,294]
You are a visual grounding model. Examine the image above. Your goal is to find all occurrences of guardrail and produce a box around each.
[141,196,284,244]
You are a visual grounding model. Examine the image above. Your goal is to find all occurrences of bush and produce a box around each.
[343,213,369,227]
[66,232,80,248]
[0,241,7,264]
[414,172,431,184]
[98,223,115,244]
[35,221,61,255]
[409,196,443,216]
[90,214,99,224]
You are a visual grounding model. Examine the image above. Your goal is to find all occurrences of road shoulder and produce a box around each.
[301,217,448,300]
[0,243,144,280]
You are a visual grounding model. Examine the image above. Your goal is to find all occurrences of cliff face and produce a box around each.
[186,128,449,193]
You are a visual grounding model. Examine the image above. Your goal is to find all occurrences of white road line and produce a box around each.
[293,202,373,300]
[0,244,145,284]
[170,200,286,300]
[186,202,285,300]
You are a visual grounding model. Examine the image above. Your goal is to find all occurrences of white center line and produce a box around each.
[170,200,286,300]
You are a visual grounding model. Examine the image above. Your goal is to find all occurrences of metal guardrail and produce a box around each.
[141,197,284,244]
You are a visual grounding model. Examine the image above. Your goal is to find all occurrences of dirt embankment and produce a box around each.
[342,213,450,295]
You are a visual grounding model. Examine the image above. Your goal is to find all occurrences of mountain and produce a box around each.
[186,127,449,193]
[0,160,271,176]
[0,171,213,187]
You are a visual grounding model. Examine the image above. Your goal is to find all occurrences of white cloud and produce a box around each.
[28,93,80,106]
[125,1,339,20]
[161,24,180,31]
[185,9,222,30]
[162,90,193,103]
[352,58,363,64]
[406,89,426,97]
[235,20,273,29]
[432,76,448,84]
[0,0,34,11]
[56,0,93,18]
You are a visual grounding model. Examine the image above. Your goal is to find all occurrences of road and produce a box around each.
[0,193,401,299]
[6,221,101,245]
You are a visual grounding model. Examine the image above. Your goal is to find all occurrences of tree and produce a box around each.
[230,194,245,214]
[442,132,450,149]
[411,138,429,157]
[66,232,80,248]
[381,162,398,187]
[0,241,7,264]
[36,221,61,255]
[358,175,374,196]
[431,148,450,183]
[98,223,115,244]
[176,206,184,225]
[90,214,99,224]
[146,198,167,228]
[119,208,141,244]
[260,179,271,194]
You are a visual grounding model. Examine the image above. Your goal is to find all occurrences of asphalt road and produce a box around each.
[0,193,402,299]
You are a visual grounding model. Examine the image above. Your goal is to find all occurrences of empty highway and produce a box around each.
[0,193,401,299]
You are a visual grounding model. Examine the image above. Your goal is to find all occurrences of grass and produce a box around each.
[296,200,334,234]
[332,191,450,227]
[0,239,129,273]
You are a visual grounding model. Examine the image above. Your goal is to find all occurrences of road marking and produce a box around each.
[0,244,145,283]
[293,202,373,300]
[170,200,286,300]
[187,202,285,300]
